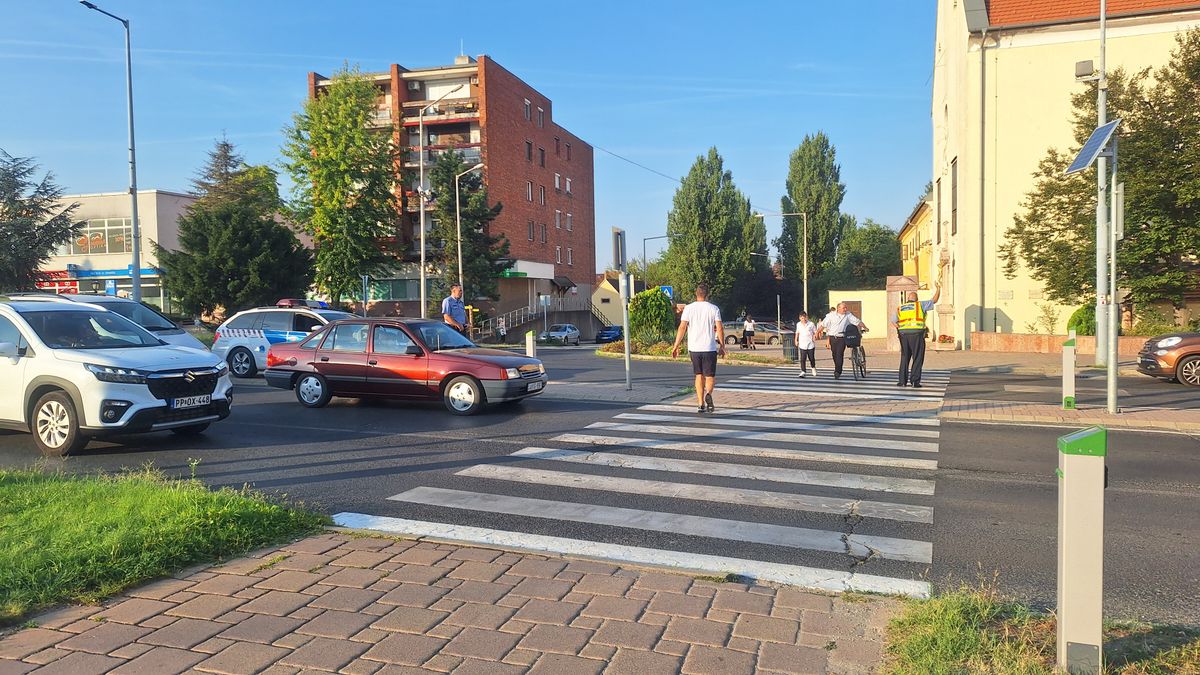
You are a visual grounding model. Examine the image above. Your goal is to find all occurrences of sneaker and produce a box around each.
[698,405,707,414]
[705,392,714,413]
[811,368,818,377]
[799,371,806,378]
[911,382,924,389]
[896,381,907,387]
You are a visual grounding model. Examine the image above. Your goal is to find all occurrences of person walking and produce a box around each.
[894,282,941,388]
[794,311,818,377]
[816,303,868,379]
[671,283,726,413]
[441,283,468,335]
[742,314,757,350]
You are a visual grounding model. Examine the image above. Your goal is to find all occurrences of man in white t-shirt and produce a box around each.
[671,283,726,413]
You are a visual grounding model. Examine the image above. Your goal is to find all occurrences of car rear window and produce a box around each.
[260,312,292,331]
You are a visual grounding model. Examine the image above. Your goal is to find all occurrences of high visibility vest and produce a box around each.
[897,301,927,331]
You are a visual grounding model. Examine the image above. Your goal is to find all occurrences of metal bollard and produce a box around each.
[1063,329,1077,410]
[525,331,536,358]
[1056,426,1107,675]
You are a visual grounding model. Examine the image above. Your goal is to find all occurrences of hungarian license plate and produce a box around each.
[527,381,544,392]
[171,394,211,409]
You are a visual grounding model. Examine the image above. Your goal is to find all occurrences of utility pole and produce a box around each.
[1094,0,1110,366]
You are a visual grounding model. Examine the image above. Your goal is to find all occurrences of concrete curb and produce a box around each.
[940,410,1200,432]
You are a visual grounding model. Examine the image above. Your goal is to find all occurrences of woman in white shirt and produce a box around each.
[794,311,818,377]
[742,315,756,350]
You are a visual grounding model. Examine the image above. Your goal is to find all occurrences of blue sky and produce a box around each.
[2,1,934,272]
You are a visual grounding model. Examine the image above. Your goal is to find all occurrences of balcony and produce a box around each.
[367,108,393,129]
[403,145,482,168]
[401,97,479,123]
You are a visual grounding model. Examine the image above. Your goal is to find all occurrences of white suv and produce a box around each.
[212,305,354,378]
[0,300,233,456]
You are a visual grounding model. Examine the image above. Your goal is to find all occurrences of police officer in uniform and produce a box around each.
[894,281,941,388]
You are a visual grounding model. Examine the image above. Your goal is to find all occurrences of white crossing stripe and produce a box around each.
[553,433,938,470]
[455,464,933,523]
[613,413,941,439]
[717,386,944,402]
[387,487,933,563]
[332,512,930,597]
[732,374,947,392]
[586,421,940,454]
[637,404,941,427]
[507,447,935,495]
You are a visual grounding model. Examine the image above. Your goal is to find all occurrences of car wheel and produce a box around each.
[31,391,88,457]
[171,423,210,436]
[229,348,257,378]
[573,337,580,346]
[768,336,779,345]
[443,375,485,415]
[1177,356,1200,387]
[295,373,332,408]
[725,335,738,345]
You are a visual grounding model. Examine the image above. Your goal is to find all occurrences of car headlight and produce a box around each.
[216,363,229,377]
[1157,337,1182,348]
[85,363,149,384]
[538,363,546,374]
[1156,349,1169,356]
[504,367,521,379]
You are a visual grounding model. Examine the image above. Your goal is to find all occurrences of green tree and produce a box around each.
[628,287,675,340]
[426,151,512,310]
[823,218,902,290]
[281,66,400,303]
[775,132,847,309]
[1002,29,1200,317]
[661,147,759,306]
[0,151,81,290]
[156,202,312,316]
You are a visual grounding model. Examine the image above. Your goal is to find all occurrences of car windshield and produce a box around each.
[549,325,570,332]
[102,301,177,331]
[24,310,162,349]
[417,322,476,351]
[317,310,356,322]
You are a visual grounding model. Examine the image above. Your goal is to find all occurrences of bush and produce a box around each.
[1130,306,1179,336]
[1066,304,1096,336]
[629,288,675,338]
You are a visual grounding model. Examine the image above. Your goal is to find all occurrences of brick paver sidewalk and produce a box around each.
[1,534,898,675]
[940,398,1200,431]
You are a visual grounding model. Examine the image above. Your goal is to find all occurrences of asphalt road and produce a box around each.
[946,370,1200,410]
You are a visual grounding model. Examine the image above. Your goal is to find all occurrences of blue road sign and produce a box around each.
[660,285,674,300]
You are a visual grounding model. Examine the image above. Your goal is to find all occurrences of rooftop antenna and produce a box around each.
[460,38,464,56]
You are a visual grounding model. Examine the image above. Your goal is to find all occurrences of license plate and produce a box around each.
[527,381,544,392]
[171,395,211,409]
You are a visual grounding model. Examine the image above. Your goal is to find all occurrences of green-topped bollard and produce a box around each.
[1056,426,1107,675]
[1063,329,1077,410]
[526,330,536,358]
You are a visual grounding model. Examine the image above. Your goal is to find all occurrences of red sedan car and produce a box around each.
[264,318,547,415]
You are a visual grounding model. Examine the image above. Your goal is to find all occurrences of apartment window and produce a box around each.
[525,141,533,162]
[555,210,561,228]
[555,245,561,264]
[565,177,572,195]
[566,213,572,231]
[554,173,561,191]
[539,147,545,167]
[526,181,533,202]
[566,143,571,160]
[935,178,942,244]
[567,248,573,266]
[537,107,544,128]
[950,158,958,236]
[540,223,547,243]
[554,137,560,155]
[527,220,535,241]
[523,98,531,120]
[539,186,545,205]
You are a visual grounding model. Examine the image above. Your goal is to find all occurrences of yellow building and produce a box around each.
[898,197,933,289]
[931,0,1200,346]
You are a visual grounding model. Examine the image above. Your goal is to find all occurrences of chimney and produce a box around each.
[454,54,476,65]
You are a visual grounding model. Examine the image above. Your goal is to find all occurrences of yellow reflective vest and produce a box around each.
[896,301,927,331]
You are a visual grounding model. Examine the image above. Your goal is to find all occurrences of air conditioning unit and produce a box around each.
[407,81,422,92]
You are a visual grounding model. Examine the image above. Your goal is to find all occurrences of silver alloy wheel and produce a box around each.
[297,375,324,405]
[447,380,477,412]
[231,350,252,376]
[1181,358,1200,386]
[36,400,70,450]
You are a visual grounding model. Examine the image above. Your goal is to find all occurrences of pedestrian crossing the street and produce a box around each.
[721,366,951,401]
[335,365,950,598]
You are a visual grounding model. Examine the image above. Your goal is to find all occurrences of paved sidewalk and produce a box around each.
[940,398,1200,432]
[1,534,899,675]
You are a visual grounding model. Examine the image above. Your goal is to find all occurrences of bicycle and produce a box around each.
[847,327,868,381]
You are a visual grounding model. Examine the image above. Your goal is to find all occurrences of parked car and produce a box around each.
[537,323,581,346]
[595,325,623,343]
[264,318,547,415]
[722,320,792,346]
[212,302,355,378]
[0,299,233,455]
[3,292,207,350]
[1137,332,1200,386]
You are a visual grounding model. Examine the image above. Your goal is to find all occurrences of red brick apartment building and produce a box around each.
[308,55,595,318]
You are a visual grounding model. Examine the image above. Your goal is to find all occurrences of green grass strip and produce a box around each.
[0,468,328,625]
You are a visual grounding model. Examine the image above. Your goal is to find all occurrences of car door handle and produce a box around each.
[368,360,378,365]
[320,356,329,362]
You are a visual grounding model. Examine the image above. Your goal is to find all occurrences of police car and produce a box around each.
[212,300,355,378]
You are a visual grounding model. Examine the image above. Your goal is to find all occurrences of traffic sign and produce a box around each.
[660,285,673,300]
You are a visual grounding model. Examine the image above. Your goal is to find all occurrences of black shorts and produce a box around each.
[690,351,717,376]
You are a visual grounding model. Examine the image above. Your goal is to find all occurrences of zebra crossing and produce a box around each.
[722,365,951,401]
[334,364,949,598]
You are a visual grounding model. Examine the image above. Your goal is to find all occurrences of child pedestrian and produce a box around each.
[795,311,818,377]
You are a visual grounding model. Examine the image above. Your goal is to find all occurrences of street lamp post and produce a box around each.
[454,162,485,296]
[641,235,669,287]
[755,212,806,312]
[418,83,465,318]
[80,1,142,302]
[749,251,782,333]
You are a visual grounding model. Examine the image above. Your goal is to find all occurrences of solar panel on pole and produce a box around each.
[1065,120,1121,175]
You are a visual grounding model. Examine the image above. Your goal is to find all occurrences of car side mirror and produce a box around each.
[308,326,320,332]
[405,345,424,356]
[0,342,18,361]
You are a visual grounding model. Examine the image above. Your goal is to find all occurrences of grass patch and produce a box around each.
[187,327,215,348]
[0,467,328,625]
[884,583,1200,674]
